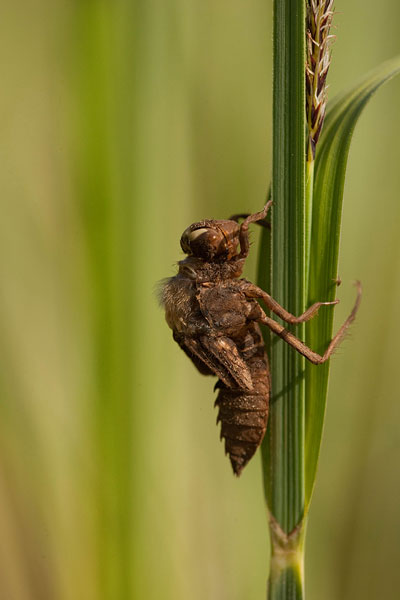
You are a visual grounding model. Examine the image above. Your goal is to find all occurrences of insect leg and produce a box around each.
[258,282,361,365]
[229,213,271,229]
[236,199,273,259]
[242,281,339,324]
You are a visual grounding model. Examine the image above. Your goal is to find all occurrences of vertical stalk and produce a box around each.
[305,160,314,292]
[74,2,137,597]
[259,0,306,597]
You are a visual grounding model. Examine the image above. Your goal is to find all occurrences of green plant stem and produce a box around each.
[267,518,306,599]
[75,3,135,598]
[305,156,314,291]
[258,0,306,597]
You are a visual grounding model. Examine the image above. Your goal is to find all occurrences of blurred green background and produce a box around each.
[0,1,399,599]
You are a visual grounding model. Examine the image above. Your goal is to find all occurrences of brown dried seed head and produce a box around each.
[306,0,335,159]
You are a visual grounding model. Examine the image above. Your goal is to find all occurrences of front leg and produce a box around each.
[257,282,361,365]
[236,200,273,259]
[229,213,271,230]
[242,281,339,324]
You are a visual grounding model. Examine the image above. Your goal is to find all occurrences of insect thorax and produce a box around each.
[177,256,245,283]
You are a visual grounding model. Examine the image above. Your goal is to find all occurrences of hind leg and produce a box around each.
[257,282,362,365]
[242,280,340,324]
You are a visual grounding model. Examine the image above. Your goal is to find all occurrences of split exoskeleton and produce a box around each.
[161,201,361,475]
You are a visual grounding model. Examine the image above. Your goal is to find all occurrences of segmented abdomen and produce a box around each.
[215,324,270,476]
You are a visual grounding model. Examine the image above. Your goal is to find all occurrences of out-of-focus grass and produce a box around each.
[0,1,399,599]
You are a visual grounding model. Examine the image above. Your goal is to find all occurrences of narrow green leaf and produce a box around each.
[304,56,400,506]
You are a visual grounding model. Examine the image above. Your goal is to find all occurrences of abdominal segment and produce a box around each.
[214,324,270,475]
[215,383,269,475]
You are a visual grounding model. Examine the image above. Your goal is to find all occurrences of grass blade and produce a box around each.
[304,56,400,506]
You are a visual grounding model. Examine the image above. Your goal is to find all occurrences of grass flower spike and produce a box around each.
[306,0,334,159]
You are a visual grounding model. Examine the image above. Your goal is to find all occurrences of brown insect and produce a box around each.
[160,201,361,475]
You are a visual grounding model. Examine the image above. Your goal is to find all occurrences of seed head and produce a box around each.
[306,0,335,159]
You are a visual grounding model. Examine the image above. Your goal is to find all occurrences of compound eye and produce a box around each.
[180,227,207,254]
[180,226,225,259]
[187,228,209,242]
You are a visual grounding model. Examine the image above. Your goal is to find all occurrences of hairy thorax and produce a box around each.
[161,257,262,341]
[178,256,245,283]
